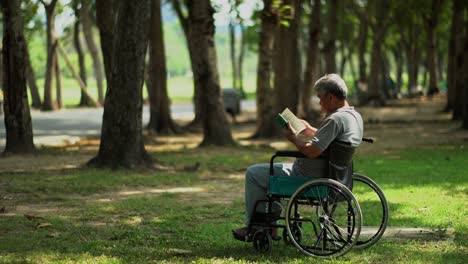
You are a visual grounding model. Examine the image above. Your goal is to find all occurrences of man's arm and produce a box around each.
[286,124,323,159]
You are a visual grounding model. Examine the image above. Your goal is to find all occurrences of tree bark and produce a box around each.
[425,0,443,96]
[1,0,35,154]
[147,0,178,135]
[251,0,277,138]
[453,3,466,120]
[463,9,468,129]
[88,0,152,168]
[302,0,321,120]
[357,12,368,83]
[40,0,58,111]
[323,0,338,74]
[96,0,114,92]
[187,0,235,146]
[81,0,104,104]
[229,18,238,90]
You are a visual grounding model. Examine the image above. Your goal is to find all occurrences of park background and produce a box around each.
[0,0,467,263]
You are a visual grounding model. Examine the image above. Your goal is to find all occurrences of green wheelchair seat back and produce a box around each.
[325,141,355,190]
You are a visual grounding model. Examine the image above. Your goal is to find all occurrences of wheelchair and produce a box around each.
[243,138,388,258]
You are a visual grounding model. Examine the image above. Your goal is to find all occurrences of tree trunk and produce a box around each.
[446,0,463,112]
[147,0,178,134]
[367,0,391,105]
[426,0,443,96]
[88,0,152,168]
[1,0,35,154]
[25,47,41,108]
[171,0,203,129]
[96,0,114,92]
[54,54,62,109]
[392,45,403,95]
[453,3,466,120]
[252,0,277,138]
[463,10,468,129]
[323,0,338,73]
[237,20,246,98]
[302,0,321,120]
[357,12,368,82]
[229,18,238,90]
[41,0,58,111]
[73,3,93,107]
[187,0,235,146]
[81,0,105,104]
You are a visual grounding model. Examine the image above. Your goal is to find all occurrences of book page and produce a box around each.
[280,108,306,134]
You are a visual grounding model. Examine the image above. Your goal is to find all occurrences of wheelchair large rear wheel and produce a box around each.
[285,179,362,258]
[352,173,388,249]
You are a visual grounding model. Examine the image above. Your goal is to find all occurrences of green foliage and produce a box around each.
[0,144,466,263]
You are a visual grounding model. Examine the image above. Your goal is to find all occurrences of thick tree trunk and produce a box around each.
[323,0,338,73]
[187,0,235,146]
[41,0,58,111]
[96,0,114,91]
[446,0,463,112]
[147,0,178,134]
[1,0,35,154]
[426,0,443,96]
[25,47,41,108]
[81,0,104,104]
[302,0,321,120]
[252,0,277,138]
[88,0,152,168]
[357,14,368,82]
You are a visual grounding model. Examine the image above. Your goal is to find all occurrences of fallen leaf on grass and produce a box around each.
[36,222,52,228]
[167,248,192,255]
[46,232,60,238]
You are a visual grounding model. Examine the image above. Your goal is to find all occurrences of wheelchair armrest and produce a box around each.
[269,151,305,175]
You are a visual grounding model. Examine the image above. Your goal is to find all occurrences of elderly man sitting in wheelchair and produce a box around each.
[232,74,387,257]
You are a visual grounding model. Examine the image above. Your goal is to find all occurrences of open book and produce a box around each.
[276,108,312,142]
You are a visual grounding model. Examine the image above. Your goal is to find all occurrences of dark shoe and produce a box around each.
[232,227,257,242]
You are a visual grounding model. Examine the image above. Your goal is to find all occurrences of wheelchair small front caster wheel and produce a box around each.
[253,230,272,253]
[283,222,303,245]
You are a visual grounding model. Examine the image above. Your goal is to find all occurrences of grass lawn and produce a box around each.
[0,143,466,263]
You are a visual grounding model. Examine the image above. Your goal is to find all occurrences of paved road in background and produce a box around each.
[0,100,255,148]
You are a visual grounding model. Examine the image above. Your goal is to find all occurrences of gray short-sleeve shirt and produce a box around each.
[291,106,363,177]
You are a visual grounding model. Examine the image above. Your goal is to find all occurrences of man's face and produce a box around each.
[317,92,333,113]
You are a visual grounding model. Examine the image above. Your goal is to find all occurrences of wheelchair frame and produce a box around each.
[245,138,388,258]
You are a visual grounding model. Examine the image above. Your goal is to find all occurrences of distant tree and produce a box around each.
[187,0,235,146]
[425,0,444,96]
[452,2,467,120]
[1,0,35,153]
[446,0,463,112]
[81,0,104,104]
[72,0,93,107]
[251,0,278,138]
[147,0,178,134]
[463,7,468,129]
[367,0,392,105]
[301,0,321,120]
[88,0,152,168]
[54,49,62,108]
[323,0,338,74]
[228,0,247,98]
[273,0,301,117]
[39,0,59,111]
[95,0,114,89]
[170,0,203,128]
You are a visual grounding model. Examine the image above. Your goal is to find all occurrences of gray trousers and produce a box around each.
[244,161,326,225]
